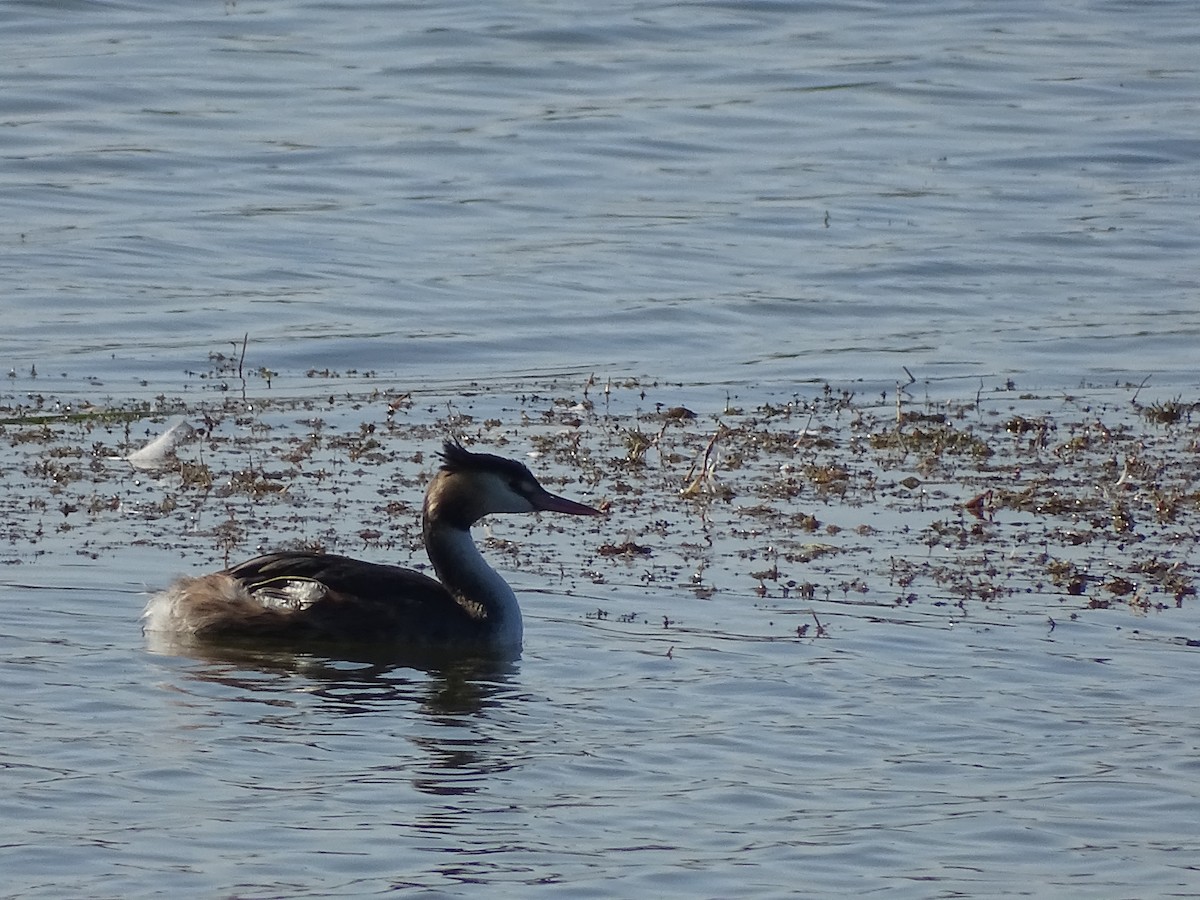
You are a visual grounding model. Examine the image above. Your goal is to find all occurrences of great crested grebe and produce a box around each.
[142,441,603,651]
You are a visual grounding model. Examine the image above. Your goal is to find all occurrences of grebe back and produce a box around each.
[142,441,603,651]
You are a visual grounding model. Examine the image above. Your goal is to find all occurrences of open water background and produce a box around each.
[3,0,1200,896]
[4,0,1200,392]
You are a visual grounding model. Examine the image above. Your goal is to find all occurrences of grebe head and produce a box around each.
[425,441,603,528]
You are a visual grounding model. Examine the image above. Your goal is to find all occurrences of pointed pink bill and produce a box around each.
[533,488,605,516]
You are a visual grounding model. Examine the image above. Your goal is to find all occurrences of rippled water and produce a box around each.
[3,0,1200,896]
[6,373,1200,898]
[5,0,1200,390]
[9,562,1200,897]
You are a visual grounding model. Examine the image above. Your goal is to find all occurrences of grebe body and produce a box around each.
[142,442,602,652]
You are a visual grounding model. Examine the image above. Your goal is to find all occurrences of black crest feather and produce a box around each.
[439,440,532,481]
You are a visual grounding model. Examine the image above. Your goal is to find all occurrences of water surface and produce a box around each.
[3,1,1200,896]
[4,0,1199,391]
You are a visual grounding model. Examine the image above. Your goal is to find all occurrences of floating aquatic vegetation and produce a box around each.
[1,357,1197,641]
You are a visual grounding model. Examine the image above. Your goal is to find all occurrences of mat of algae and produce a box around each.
[2,358,1198,648]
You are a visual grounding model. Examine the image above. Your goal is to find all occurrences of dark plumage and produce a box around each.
[143,442,603,652]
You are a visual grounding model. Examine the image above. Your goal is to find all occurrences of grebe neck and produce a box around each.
[423,518,522,647]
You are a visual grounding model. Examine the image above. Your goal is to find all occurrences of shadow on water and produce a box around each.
[137,632,535,813]
[144,629,521,719]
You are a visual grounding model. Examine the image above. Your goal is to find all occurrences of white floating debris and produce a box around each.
[125,416,195,471]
